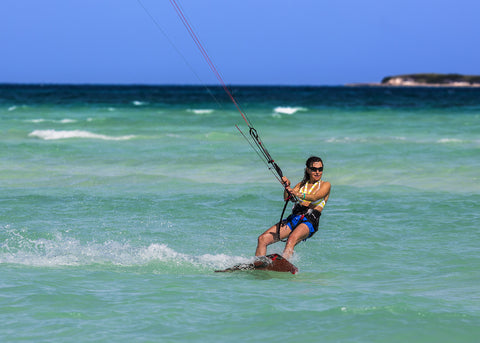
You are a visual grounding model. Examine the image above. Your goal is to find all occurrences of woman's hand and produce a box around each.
[281,176,291,188]
[282,176,295,200]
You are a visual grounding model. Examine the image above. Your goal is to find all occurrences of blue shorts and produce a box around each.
[284,214,316,238]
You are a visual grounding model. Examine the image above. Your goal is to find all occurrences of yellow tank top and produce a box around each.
[299,181,326,209]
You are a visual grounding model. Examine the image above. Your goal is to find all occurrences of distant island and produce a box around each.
[348,73,480,87]
[382,73,480,87]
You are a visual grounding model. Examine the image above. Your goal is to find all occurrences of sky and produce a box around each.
[1,0,479,86]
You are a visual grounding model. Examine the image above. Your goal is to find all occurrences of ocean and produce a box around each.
[1,84,479,342]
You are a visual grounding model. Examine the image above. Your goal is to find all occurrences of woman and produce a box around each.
[255,156,331,260]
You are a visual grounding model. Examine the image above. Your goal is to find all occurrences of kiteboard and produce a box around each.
[215,253,298,274]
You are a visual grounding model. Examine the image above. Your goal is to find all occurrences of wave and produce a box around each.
[25,118,77,124]
[187,109,214,114]
[28,129,135,141]
[437,138,464,144]
[325,136,406,144]
[273,106,307,115]
[0,231,249,270]
[325,136,478,145]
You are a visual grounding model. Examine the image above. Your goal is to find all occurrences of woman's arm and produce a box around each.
[284,179,302,201]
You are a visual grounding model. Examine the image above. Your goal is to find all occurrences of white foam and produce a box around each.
[437,138,463,143]
[166,133,181,138]
[8,106,17,111]
[132,100,147,106]
[138,244,250,269]
[273,106,306,115]
[187,109,214,114]
[197,253,250,269]
[24,118,77,124]
[139,243,187,262]
[326,136,408,143]
[326,137,367,143]
[0,231,250,270]
[59,119,77,123]
[28,129,135,141]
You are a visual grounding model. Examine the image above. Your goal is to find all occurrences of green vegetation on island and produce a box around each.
[381,73,480,86]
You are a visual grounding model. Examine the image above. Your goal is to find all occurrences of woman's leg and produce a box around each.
[282,223,310,259]
[255,222,291,256]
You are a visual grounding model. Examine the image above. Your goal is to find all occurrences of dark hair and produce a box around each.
[300,156,323,186]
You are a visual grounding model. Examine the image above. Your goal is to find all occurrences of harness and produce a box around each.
[277,203,322,242]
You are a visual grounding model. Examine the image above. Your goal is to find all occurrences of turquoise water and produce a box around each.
[1,85,479,342]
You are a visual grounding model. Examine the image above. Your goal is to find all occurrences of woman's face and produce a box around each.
[307,161,323,182]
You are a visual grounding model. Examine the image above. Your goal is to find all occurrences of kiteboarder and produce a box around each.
[255,156,331,259]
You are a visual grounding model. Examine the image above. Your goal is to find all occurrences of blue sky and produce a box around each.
[2,0,479,85]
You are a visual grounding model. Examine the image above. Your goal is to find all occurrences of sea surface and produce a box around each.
[1,85,479,342]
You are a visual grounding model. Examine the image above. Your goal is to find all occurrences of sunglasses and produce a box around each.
[309,166,323,172]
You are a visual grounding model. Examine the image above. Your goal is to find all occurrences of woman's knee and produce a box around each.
[287,226,309,244]
[258,232,273,245]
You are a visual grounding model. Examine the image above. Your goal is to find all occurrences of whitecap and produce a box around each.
[28,129,135,141]
[166,133,181,138]
[24,118,77,124]
[8,106,17,111]
[132,100,147,106]
[25,119,46,123]
[274,106,306,115]
[326,137,365,143]
[59,119,77,123]
[187,109,214,114]
[437,138,463,143]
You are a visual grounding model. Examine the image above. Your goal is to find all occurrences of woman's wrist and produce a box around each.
[297,191,306,200]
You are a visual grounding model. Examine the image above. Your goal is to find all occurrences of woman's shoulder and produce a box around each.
[320,180,331,188]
